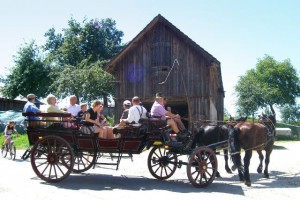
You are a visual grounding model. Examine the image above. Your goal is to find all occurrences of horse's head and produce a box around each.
[236,116,247,122]
[258,114,276,129]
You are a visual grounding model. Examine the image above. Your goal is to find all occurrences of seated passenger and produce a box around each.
[120,100,131,121]
[44,94,70,127]
[120,96,147,126]
[162,97,187,132]
[150,92,189,142]
[85,100,114,139]
[23,93,42,127]
[77,103,88,120]
[66,95,81,117]
[98,103,114,139]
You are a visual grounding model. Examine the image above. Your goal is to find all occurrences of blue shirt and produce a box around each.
[23,101,39,120]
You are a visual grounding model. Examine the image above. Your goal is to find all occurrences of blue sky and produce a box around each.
[0,0,299,116]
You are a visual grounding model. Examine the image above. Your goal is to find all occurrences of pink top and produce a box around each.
[150,101,167,120]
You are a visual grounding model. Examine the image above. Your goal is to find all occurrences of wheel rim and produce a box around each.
[147,146,178,180]
[1,145,8,158]
[31,136,74,182]
[72,150,96,173]
[187,147,218,187]
[10,144,16,160]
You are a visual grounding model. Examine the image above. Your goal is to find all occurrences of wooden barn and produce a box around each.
[105,14,224,128]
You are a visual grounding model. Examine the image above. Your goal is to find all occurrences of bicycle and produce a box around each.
[1,135,17,160]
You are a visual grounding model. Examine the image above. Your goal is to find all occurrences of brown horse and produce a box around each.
[228,115,276,186]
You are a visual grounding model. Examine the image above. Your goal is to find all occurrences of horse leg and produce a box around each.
[257,150,264,174]
[224,149,232,174]
[264,149,272,178]
[243,150,252,186]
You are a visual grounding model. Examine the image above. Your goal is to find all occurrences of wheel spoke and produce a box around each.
[37,160,49,168]
[55,163,65,176]
[163,166,168,176]
[158,148,163,157]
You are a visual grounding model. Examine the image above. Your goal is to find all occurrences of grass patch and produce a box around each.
[0,133,29,150]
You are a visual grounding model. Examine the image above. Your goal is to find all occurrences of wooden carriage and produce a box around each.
[23,112,218,187]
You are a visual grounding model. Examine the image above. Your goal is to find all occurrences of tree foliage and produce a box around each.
[50,60,114,103]
[44,17,124,101]
[1,17,123,102]
[0,41,51,98]
[280,104,300,123]
[235,55,300,117]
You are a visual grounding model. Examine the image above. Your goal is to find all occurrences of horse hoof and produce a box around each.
[231,165,236,171]
[245,181,251,187]
[226,169,233,174]
[257,168,262,174]
[264,174,269,178]
[216,172,221,178]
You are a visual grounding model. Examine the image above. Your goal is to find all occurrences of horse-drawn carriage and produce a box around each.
[23,112,219,188]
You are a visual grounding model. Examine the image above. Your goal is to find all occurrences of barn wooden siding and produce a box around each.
[106,15,224,126]
[0,98,26,111]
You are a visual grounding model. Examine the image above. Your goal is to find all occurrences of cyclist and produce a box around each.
[2,121,19,149]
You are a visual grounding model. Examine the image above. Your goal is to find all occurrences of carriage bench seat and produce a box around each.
[22,112,74,129]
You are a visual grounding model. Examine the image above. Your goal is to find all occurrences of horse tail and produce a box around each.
[228,127,243,172]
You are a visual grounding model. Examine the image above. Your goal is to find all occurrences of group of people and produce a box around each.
[20,92,189,146]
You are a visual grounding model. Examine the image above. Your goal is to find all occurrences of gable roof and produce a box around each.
[105,14,220,73]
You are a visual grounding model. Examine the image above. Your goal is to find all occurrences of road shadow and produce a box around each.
[272,144,288,150]
[219,170,300,189]
[37,172,244,195]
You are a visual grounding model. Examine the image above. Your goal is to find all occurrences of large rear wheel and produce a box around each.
[187,147,218,187]
[147,146,178,180]
[30,135,74,182]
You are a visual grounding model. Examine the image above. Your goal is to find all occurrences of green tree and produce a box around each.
[44,17,124,102]
[49,60,114,103]
[235,69,262,119]
[280,104,300,123]
[0,41,51,99]
[235,55,300,117]
[255,55,300,115]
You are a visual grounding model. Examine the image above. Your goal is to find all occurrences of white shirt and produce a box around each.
[127,105,147,123]
[67,104,81,116]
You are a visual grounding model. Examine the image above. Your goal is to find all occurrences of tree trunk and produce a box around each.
[269,104,276,117]
[103,96,108,107]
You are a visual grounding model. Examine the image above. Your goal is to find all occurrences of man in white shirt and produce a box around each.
[67,95,81,117]
[121,96,147,124]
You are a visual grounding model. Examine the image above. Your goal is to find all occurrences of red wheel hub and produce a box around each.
[47,153,58,164]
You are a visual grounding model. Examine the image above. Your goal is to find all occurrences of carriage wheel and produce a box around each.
[72,149,97,173]
[30,135,74,182]
[187,147,218,187]
[147,146,178,180]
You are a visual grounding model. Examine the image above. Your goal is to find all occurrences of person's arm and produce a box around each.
[99,113,107,125]
[165,111,180,119]
[31,104,41,113]
[14,128,19,137]
[85,112,101,127]
[122,108,134,123]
